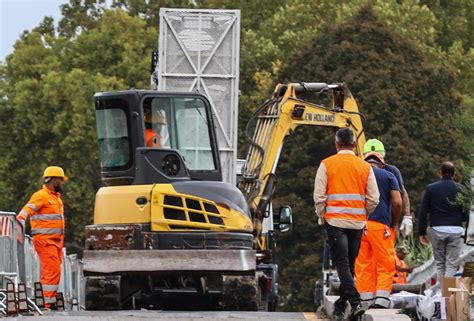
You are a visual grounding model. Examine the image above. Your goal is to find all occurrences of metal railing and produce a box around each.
[0,212,21,289]
[0,211,84,313]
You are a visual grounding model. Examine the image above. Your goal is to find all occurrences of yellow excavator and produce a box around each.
[83,82,366,311]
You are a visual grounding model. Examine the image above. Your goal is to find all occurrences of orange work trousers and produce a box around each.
[355,220,395,308]
[33,237,63,307]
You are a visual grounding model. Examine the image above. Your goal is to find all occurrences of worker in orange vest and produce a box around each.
[145,111,166,148]
[355,152,402,308]
[314,128,380,320]
[17,166,67,309]
[393,246,415,284]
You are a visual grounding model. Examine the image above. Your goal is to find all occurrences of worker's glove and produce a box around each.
[315,210,325,226]
[399,216,413,237]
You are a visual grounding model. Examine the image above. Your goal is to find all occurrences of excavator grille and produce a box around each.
[161,195,225,226]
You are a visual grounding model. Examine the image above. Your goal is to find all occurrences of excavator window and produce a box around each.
[96,104,131,170]
[142,96,216,171]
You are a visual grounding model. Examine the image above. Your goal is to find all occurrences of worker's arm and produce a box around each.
[418,187,430,245]
[390,190,402,230]
[401,187,411,217]
[365,167,380,215]
[16,192,44,226]
[387,172,402,229]
[396,264,415,273]
[313,163,328,224]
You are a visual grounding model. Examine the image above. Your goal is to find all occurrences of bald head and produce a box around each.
[441,161,455,176]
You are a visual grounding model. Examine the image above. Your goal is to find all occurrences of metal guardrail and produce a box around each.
[407,244,474,286]
[0,212,20,289]
[0,211,84,313]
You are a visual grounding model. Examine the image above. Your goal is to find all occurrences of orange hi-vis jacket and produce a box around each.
[145,128,162,148]
[17,185,64,240]
[322,153,371,225]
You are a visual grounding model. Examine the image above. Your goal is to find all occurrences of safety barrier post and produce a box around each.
[56,292,65,311]
[6,282,17,315]
[34,282,44,308]
[17,282,28,312]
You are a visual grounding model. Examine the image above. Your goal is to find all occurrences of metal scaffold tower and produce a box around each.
[157,8,240,184]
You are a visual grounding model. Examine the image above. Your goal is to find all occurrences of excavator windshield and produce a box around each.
[141,96,216,171]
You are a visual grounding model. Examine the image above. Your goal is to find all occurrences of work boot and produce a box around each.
[333,299,347,321]
[44,303,57,311]
[349,301,365,320]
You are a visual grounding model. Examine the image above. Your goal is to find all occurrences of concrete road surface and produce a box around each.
[11,311,325,320]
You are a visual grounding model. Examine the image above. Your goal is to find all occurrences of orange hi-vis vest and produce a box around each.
[322,153,371,225]
[145,128,162,148]
[17,185,64,240]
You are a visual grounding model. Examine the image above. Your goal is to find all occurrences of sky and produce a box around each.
[0,0,66,62]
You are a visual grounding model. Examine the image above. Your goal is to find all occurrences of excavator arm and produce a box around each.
[239,82,366,241]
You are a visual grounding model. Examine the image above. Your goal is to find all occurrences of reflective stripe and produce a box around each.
[326,206,366,215]
[375,289,391,298]
[360,292,374,305]
[44,296,57,303]
[42,284,59,291]
[26,203,38,211]
[18,210,29,218]
[360,292,374,301]
[31,228,64,235]
[327,194,366,201]
[30,214,63,221]
[374,296,391,308]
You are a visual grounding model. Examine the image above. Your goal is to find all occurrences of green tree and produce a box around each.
[274,5,466,311]
[0,8,154,244]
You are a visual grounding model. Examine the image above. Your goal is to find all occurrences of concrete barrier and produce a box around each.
[324,295,411,321]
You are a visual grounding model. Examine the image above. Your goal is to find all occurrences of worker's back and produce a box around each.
[322,152,371,226]
[424,178,464,223]
[368,167,400,227]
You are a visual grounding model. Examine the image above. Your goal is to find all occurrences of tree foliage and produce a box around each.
[0,8,155,243]
[274,5,466,310]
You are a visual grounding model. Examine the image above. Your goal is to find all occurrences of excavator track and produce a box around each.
[85,276,140,310]
[221,275,262,311]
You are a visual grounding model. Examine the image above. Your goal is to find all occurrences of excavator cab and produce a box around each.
[95,90,222,186]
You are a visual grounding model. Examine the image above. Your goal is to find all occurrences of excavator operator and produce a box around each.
[145,111,166,148]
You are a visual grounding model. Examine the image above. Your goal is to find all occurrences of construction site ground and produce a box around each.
[8,305,410,321]
[11,311,326,321]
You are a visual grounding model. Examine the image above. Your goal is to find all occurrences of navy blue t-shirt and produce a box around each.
[384,163,404,191]
[369,167,401,226]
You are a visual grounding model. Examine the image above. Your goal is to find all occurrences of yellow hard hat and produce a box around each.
[43,166,68,181]
[145,111,166,125]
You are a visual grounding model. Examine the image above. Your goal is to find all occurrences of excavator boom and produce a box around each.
[239,82,366,239]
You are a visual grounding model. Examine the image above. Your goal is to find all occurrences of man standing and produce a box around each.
[16,166,67,309]
[419,162,467,279]
[314,128,379,319]
[364,139,413,237]
[355,152,402,308]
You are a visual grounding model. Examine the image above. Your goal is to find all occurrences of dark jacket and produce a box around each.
[418,176,468,236]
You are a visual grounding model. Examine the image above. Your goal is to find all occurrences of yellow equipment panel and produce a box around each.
[94,185,153,224]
